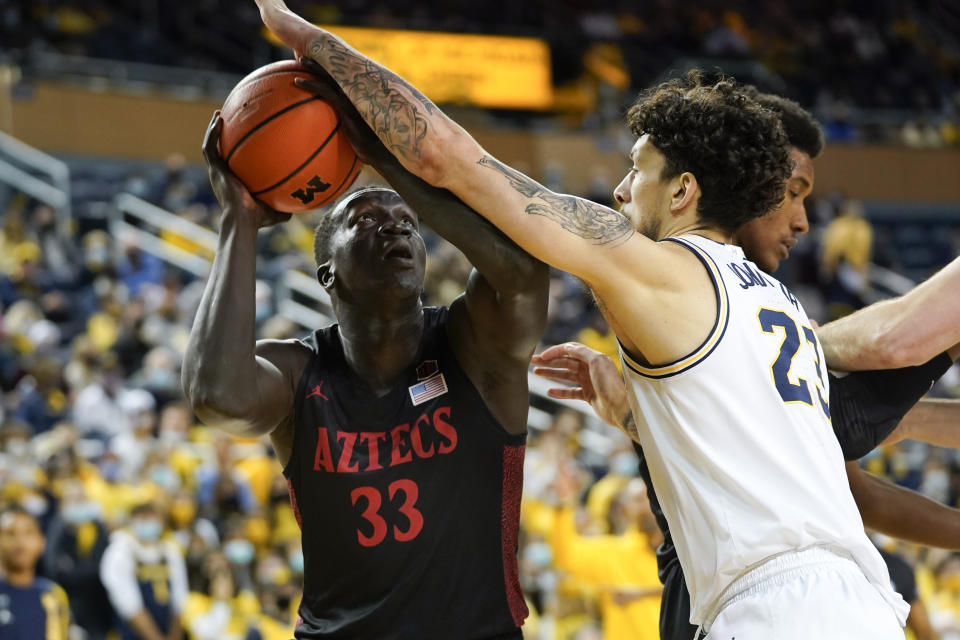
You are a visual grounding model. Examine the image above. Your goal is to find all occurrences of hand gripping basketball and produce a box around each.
[202,112,292,228]
[293,57,392,168]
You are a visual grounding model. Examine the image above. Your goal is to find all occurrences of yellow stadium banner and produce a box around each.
[264,25,553,110]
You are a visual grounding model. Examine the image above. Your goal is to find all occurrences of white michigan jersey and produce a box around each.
[619,234,908,626]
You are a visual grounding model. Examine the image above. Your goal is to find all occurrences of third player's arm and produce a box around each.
[255,0,667,290]
[847,462,960,550]
[884,398,960,448]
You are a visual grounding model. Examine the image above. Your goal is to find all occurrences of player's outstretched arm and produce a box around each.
[847,462,960,550]
[532,342,639,441]
[182,113,310,450]
[255,0,659,289]
[818,257,960,370]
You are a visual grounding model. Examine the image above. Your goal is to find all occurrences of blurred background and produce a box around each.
[0,1,959,639]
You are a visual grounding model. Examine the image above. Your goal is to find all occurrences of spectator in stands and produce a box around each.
[109,389,158,482]
[42,480,114,640]
[116,241,165,297]
[551,469,661,640]
[194,435,257,531]
[13,356,68,434]
[71,355,147,440]
[820,198,874,319]
[100,502,187,640]
[0,506,71,640]
[877,544,939,640]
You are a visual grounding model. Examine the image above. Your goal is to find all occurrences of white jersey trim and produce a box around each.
[620,235,730,379]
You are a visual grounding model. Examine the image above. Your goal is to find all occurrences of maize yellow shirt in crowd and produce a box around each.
[550,507,661,640]
[182,590,295,640]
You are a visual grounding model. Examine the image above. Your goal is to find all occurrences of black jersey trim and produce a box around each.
[619,236,729,379]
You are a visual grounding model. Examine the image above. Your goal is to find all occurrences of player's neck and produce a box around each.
[2,566,35,587]
[337,299,425,393]
[660,219,732,244]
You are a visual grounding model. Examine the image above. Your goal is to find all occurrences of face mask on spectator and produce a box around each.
[525,541,552,569]
[288,548,304,574]
[6,438,28,457]
[159,429,185,445]
[131,518,163,542]
[20,493,48,517]
[609,451,638,476]
[148,465,180,492]
[224,539,255,565]
[63,500,100,525]
[146,368,178,390]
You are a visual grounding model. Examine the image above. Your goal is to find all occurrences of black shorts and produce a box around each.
[660,562,699,640]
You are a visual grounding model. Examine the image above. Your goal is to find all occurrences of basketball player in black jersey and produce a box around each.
[183,88,548,636]
[532,90,960,640]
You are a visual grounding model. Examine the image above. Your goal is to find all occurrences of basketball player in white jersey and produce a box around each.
[254,2,907,636]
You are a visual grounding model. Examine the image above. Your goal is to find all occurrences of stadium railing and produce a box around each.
[0,130,72,234]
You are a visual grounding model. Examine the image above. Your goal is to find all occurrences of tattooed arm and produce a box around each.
[253,0,658,284]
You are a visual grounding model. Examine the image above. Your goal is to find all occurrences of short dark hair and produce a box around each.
[742,86,824,159]
[313,187,400,265]
[626,71,792,233]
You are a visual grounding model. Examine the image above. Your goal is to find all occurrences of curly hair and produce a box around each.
[749,90,824,159]
[626,71,791,233]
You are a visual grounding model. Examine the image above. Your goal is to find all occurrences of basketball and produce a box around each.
[218,60,362,213]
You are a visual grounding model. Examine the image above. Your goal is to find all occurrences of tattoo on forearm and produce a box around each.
[622,411,640,441]
[477,156,633,245]
[310,37,438,163]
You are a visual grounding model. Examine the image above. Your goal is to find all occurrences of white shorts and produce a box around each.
[704,547,906,640]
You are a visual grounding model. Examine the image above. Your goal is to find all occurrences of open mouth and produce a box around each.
[383,243,414,261]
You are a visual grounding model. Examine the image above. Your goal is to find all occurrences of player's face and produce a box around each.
[733,148,814,274]
[331,192,427,295]
[0,512,44,573]
[613,135,673,241]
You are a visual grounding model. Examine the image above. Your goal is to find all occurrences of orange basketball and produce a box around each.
[219,60,363,213]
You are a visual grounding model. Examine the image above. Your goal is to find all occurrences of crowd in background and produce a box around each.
[0,139,959,638]
[2,0,960,145]
[0,1,959,638]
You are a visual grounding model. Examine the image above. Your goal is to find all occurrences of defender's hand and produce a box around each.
[294,58,391,167]
[202,112,291,228]
[532,342,629,429]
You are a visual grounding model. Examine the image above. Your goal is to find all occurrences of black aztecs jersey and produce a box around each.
[284,306,528,640]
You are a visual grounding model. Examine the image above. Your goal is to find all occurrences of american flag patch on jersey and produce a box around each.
[409,373,448,406]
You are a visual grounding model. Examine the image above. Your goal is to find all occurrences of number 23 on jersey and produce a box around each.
[758,308,831,419]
